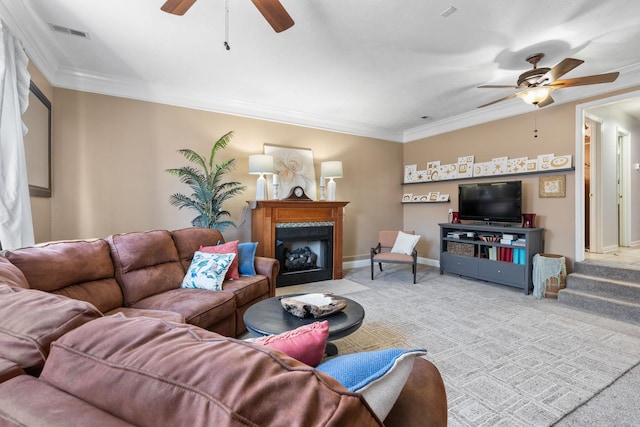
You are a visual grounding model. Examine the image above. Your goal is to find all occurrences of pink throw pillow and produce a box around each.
[199,241,239,280]
[254,321,329,367]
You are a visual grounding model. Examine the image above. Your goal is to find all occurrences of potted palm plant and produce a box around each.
[166,130,246,230]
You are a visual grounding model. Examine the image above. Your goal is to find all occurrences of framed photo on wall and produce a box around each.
[539,175,566,198]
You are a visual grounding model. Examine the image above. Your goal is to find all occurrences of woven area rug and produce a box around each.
[280,265,640,427]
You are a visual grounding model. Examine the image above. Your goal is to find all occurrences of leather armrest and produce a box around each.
[384,358,448,427]
[254,256,280,297]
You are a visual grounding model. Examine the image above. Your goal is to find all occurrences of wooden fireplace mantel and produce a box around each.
[250,200,349,280]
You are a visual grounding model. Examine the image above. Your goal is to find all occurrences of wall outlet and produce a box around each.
[448,208,453,214]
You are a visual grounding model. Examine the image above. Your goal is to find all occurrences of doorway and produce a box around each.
[575,90,640,264]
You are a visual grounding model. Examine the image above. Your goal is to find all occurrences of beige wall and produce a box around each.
[404,105,577,265]
[50,89,403,260]
[27,62,53,244]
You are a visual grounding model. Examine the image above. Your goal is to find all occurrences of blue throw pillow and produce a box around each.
[316,348,427,420]
[237,242,258,276]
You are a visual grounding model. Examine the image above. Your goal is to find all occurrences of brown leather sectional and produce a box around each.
[0,228,448,426]
[2,228,279,336]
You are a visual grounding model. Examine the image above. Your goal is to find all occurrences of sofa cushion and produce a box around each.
[171,227,225,271]
[130,288,236,330]
[0,285,102,373]
[3,239,123,313]
[218,274,270,306]
[238,242,258,276]
[40,315,383,427]
[107,230,185,306]
[0,375,134,426]
[105,307,185,324]
[180,251,236,291]
[0,257,29,289]
[199,240,240,279]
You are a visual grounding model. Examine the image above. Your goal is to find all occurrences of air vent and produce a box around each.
[48,23,90,39]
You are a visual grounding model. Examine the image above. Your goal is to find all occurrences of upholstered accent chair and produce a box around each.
[371,230,418,284]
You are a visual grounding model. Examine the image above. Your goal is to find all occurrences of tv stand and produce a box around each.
[439,223,543,294]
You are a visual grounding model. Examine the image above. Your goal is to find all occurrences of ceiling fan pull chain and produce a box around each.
[224,0,231,50]
[533,111,538,139]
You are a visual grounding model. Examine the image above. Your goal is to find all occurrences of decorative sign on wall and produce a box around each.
[402,193,450,203]
[404,153,572,183]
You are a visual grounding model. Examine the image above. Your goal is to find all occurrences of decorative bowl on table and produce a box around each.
[280,293,347,319]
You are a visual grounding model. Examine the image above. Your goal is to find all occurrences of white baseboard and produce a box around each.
[629,240,640,248]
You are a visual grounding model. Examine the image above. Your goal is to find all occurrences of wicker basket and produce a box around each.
[448,241,475,257]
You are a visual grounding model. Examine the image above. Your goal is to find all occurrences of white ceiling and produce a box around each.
[2,0,640,142]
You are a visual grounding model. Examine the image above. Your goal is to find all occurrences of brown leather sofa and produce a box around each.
[0,229,448,426]
[1,228,279,337]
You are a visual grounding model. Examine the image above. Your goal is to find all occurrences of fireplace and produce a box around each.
[275,223,333,286]
[250,200,349,287]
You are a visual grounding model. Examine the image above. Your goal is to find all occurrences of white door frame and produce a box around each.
[617,126,631,247]
[585,115,603,253]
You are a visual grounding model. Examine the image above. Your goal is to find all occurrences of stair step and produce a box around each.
[566,273,640,303]
[558,289,640,325]
[575,261,640,283]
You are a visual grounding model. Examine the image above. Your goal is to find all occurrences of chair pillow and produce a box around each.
[180,251,236,291]
[390,231,420,255]
[316,348,427,420]
[238,242,258,276]
[199,240,240,280]
[252,321,329,367]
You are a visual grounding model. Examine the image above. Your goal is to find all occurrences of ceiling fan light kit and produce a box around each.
[518,87,554,105]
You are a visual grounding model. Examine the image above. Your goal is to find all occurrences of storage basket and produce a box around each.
[448,241,475,257]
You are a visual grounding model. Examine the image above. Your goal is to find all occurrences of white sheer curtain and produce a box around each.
[0,19,34,250]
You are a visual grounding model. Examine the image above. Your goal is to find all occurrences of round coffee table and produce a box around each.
[243,294,365,356]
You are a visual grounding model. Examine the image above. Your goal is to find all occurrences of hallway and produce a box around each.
[585,246,640,269]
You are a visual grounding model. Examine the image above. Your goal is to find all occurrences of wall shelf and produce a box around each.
[403,167,574,185]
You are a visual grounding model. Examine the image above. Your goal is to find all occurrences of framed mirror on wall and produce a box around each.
[23,81,51,197]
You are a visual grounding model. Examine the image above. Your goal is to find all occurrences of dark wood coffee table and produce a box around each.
[243,294,365,356]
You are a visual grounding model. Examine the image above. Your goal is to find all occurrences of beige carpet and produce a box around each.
[278,265,640,427]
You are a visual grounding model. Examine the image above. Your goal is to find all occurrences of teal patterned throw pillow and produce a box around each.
[180,251,236,291]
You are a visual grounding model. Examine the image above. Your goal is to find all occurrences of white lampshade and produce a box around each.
[248,155,273,201]
[248,155,274,175]
[321,161,343,178]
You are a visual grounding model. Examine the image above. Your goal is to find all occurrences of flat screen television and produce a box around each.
[458,181,522,223]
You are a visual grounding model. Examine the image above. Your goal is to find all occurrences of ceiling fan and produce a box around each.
[477,53,619,108]
[160,0,294,33]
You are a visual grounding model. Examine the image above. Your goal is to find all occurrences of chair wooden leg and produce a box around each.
[378,263,383,272]
[371,260,374,280]
[413,263,417,284]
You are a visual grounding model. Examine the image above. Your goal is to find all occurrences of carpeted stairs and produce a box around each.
[559,262,640,325]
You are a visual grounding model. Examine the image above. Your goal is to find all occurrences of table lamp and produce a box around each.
[321,161,343,201]
[249,155,274,200]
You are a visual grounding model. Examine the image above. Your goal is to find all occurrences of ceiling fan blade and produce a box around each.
[536,94,555,108]
[477,85,519,89]
[161,0,197,15]
[550,72,620,88]
[535,58,584,85]
[477,93,518,108]
[251,0,295,32]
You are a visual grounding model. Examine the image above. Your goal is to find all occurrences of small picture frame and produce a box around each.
[402,193,413,202]
[438,194,450,202]
[428,192,440,201]
[539,175,566,198]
